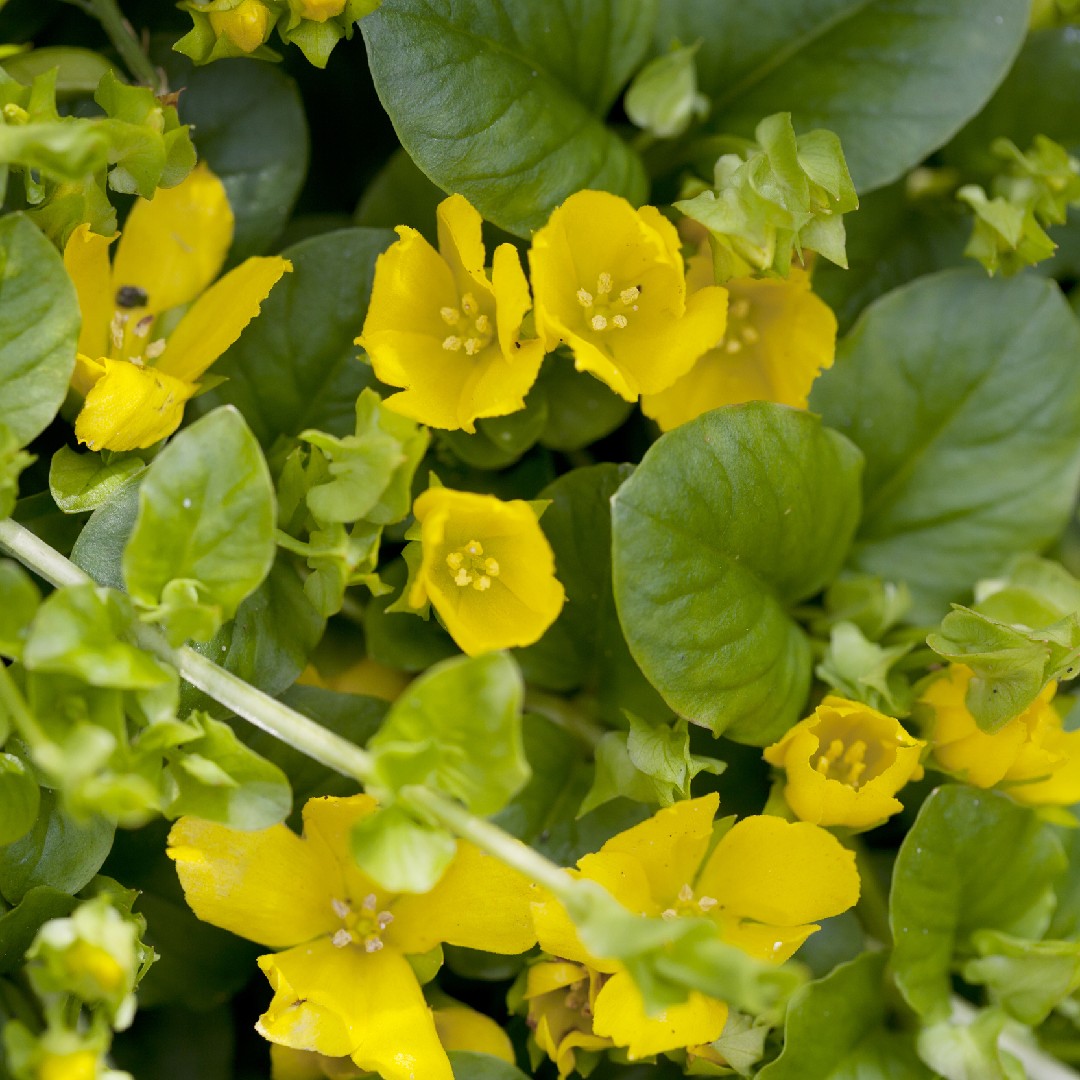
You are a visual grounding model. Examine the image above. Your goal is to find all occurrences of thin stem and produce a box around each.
[0,518,88,589]
[88,0,161,90]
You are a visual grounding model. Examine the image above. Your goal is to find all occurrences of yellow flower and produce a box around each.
[294,0,346,18]
[641,256,837,431]
[270,996,515,1079]
[918,665,1080,805]
[528,190,728,401]
[358,194,546,432]
[208,0,273,51]
[40,1052,97,1080]
[63,162,290,451]
[404,486,565,656]
[529,795,859,1063]
[168,794,536,1080]
[522,960,612,1079]
[763,696,926,829]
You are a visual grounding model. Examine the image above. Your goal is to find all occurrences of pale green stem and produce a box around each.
[88,0,161,90]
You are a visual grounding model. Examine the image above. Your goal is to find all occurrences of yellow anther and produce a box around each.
[741,325,760,344]
[678,883,694,903]
[466,541,482,555]
[698,895,718,911]
[440,306,461,325]
[461,293,478,316]
[449,541,499,590]
[110,312,128,350]
[443,335,463,352]
[577,288,594,307]
[362,894,378,911]
[724,338,743,354]
[454,568,474,586]
[597,271,613,295]
[364,938,384,953]
[619,286,640,305]
[332,929,353,948]
[612,314,628,328]
[661,908,678,920]
[474,314,491,334]
[475,575,492,591]
[133,315,153,339]
[331,898,350,919]
[484,557,500,576]
[591,314,608,331]
[145,339,167,360]
[446,552,464,571]
[730,298,751,319]
[464,338,483,356]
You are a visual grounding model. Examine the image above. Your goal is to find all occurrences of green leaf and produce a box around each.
[625,41,708,139]
[890,785,1066,1022]
[70,473,143,590]
[22,584,173,690]
[353,146,445,242]
[349,804,457,894]
[164,714,291,830]
[812,269,1080,623]
[165,55,309,261]
[815,621,914,717]
[448,1052,531,1080]
[49,447,146,515]
[0,213,78,447]
[611,402,863,744]
[535,353,633,452]
[0,559,39,662]
[368,652,528,815]
[0,754,38,845]
[192,228,394,446]
[517,464,667,725]
[664,0,1028,193]
[758,951,933,1079]
[0,886,77,975]
[0,790,115,904]
[122,407,277,645]
[917,1010,1024,1080]
[361,0,653,237]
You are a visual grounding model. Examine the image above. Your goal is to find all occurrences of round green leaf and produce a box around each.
[362,0,653,237]
[611,401,863,744]
[0,754,39,846]
[349,805,456,894]
[812,269,1080,623]
[0,213,79,447]
[662,0,1027,192]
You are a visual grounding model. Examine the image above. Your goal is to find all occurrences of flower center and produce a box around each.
[329,893,394,953]
[440,293,494,356]
[109,284,167,366]
[661,882,718,919]
[576,270,639,332]
[815,737,871,787]
[445,540,500,591]
[719,295,759,354]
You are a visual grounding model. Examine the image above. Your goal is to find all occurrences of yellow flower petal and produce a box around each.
[300,796,386,909]
[167,815,340,949]
[763,696,925,828]
[696,815,860,947]
[525,961,612,1079]
[642,267,836,431]
[410,487,565,655]
[74,359,197,452]
[591,793,718,908]
[71,353,106,397]
[529,190,727,400]
[257,939,452,1080]
[433,1004,515,1063]
[531,892,613,972]
[436,193,492,302]
[269,1045,332,1080]
[1007,726,1080,805]
[156,255,291,382]
[388,842,536,955]
[591,969,728,1059]
[63,224,116,361]
[112,162,233,316]
[711,918,818,964]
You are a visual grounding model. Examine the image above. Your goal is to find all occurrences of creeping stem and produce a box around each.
[88,0,162,91]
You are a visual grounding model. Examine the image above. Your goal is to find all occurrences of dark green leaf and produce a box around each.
[0,213,78,447]
[70,474,142,590]
[192,228,393,447]
[890,785,1066,1021]
[362,0,653,237]
[0,886,76,974]
[0,560,40,662]
[0,790,115,905]
[0,755,37,847]
[612,401,863,744]
[664,0,1028,192]
[122,407,276,644]
[813,269,1080,623]
[449,1052,531,1080]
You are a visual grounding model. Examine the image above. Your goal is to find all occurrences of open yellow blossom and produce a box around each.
[529,795,859,1063]
[358,194,546,432]
[529,190,729,401]
[763,696,926,828]
[404,486,565,656]
[270,996,515,1079]
[641,256,837,431]
[523,960,612,1079]
[63,162,290,451]
[168,794,535,1080]
[918,665,1080,805]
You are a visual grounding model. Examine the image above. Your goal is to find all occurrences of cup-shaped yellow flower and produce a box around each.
[63,162,290,451]
[529,794,859,1062]
[641,256,837,431]
[763,696,926,829]
[917,665,1080,805]
[404,486,565,656]
[167,794,536,1080]
[522,960,612,1079]
[528,190,729,401]
[358,194,546,432]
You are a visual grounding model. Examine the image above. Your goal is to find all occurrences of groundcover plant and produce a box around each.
[5,1,1080,1078]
